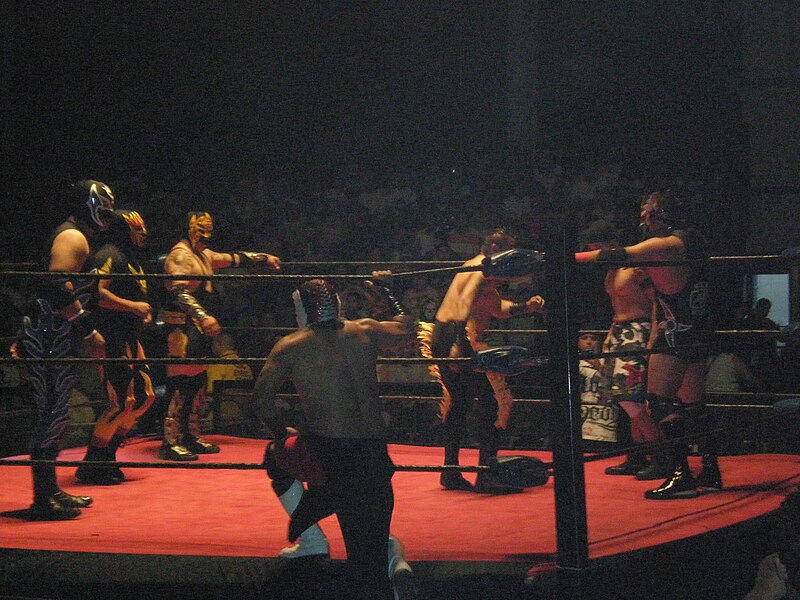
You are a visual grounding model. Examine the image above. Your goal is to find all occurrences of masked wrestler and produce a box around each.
[576,190,719,499]
[420,229,546,494]
[75,210,155,484]
[161,211,280,461]
[255,279,416,600]
[20,179,114,519]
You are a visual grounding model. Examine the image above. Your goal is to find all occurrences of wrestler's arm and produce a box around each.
[48,229,90,320]
[206,249,282,271]
[496,295,545,319]
[362,316,417,349]
[97,280,153,323]
[96,257,152,323]
[48,229,105,353]
[253,340,292,442]
[575,236,682,263]
[165,248,220,335]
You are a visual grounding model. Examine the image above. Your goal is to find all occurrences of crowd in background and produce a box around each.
[0,152,795,412]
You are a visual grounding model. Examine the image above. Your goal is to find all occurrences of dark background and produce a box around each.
[1,1,751,256]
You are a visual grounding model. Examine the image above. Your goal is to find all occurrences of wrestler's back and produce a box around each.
[285,322,386,439]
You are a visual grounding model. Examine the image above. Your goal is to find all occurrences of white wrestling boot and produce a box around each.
[388,535,417,600]
[277,480,330,559]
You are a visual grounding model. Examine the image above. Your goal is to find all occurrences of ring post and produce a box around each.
[543,215,590,597]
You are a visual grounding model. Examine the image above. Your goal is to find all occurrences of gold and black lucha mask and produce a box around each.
[120,210,147,248]
[187,212,213,249]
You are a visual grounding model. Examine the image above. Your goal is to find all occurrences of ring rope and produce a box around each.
[0,458,489,472]
[0,357,474,365]
[582,403,799,465]
[1,252,796,281]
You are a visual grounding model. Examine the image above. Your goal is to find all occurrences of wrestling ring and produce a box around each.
[1,231,800,600]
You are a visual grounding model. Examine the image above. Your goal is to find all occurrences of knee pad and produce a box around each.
[647,394,686,437]
[646,394,678,424]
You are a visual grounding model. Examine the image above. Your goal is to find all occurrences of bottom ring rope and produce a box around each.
[0,458,490,472]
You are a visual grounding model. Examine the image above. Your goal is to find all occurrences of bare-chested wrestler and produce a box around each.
[21,180,114,519]
[161,211,280,461]
[423,229,545,494]
[577,190,719,499]
[255,279,415,599]
[598,259,666,480]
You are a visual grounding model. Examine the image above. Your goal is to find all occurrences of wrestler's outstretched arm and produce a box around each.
[575,235,683,263]
[206,249,282,271]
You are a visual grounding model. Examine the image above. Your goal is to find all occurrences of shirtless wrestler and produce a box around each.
[426,229,545,493]
[255,279,416,599]
[161,211,280,460]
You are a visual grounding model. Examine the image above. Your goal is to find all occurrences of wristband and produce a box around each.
[597,247,629,263]
[509,302,528,317]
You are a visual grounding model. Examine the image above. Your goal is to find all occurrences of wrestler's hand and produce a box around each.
[371,269,393,280]
[526,296,545,312]
[199,315,222,337]
[131,301,153,325]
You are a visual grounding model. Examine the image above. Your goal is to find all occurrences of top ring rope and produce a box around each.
[1,251,797,281]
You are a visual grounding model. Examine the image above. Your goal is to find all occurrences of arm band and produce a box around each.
[171,284,210,323]
[509,302,528,317]
[597,247,629,263]
[231,251,266,267]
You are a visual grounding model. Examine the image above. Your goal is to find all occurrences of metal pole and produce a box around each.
[542,215,590,598]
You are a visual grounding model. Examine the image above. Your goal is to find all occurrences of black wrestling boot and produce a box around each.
[106,434,126,481]
[183,436,220,454]
[35,447,93,507]
[440,441,472,490]
[605,450,648,476]
[689,405,723,492]
[76,446,124,485]
[634,452,673,481]
[28,449,81,521]
[696,453,723,491]
[644,451,698,500]
[440,471,473,491]
[159,443,198,461]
